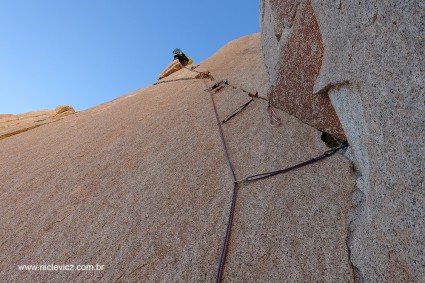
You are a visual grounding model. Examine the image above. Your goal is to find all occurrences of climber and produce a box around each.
[157,48,196,80]
[172,48,193,66]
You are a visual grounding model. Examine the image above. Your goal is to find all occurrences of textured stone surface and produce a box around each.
[0,106,75,140]
[311,1,425,282]
[262,0,424,281]
[261,0,346,140]
[54,105,75,117]
[0,34,354,282]
[0,114,13,119]
[158,59,183,80]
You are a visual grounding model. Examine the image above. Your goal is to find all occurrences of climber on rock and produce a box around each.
[172,48,193,66]
[157,48,198,80]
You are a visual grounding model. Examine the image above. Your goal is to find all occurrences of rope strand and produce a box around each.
[235,142,348,184]
[200,75,239,283]
[221,99,254,124]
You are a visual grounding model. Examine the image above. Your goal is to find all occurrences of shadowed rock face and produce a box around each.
[262,1,425,282]
[0,34,355,282]
[261,0,346,140]
[312,1,425,282]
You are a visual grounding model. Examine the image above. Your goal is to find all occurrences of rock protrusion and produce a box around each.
[54,105,75,118]
[261,0,346,140]
[0,105,75,140]
[158,59,183,80]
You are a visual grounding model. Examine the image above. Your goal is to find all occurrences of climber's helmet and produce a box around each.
[172,48,182,55]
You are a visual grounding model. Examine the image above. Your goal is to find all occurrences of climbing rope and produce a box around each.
[209,87,238,283]
[235,142,348,184]
[153,77,199,85]
[221,99,254,124]
[156,63,348,283]
[183,65,202,73]
[195,71,239,283]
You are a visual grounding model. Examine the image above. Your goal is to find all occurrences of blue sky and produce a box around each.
[0,1,260,114]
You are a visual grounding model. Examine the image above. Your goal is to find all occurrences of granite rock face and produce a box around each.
[261,0,346,140]
[158,59,183,80]
[0,106,75,140]
[261,1,425,281]
[0,34,355,282]
[54,105,75,117]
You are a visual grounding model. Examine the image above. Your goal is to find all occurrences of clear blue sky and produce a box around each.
[0,1,260,114]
